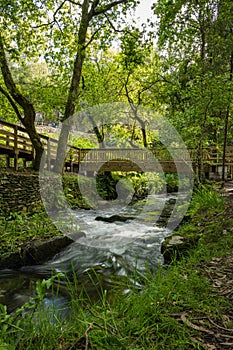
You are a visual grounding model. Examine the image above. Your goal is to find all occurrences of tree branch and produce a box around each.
[0,85,23,122]
[91,0,130,17]
[104,13,125,33]
[84,26,102,49]
[32,21,55,29]
[68,0,82,6]
[88,0,100,20]
[53,0,67,20]
[124,72,148,147]
[104,13,139,38]
[32,0,67,29]
[137,82,155,104]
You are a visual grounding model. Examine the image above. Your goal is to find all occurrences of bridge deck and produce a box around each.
[0,119,233,175]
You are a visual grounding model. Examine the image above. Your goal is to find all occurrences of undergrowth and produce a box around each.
[0,211,63,257]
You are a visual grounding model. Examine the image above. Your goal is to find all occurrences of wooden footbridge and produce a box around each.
[0,119,233,177]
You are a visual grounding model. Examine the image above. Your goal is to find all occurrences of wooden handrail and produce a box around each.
[1,118,233,173]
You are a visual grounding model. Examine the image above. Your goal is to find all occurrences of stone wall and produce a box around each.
[0,172,42,214]
[0,172,91,215]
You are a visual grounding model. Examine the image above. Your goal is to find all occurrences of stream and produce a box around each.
[0,194,182,313]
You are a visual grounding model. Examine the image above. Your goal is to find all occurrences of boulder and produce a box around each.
[0,236,74,269]
[21,236,75,265]
[161,234,199,264]
[95,215,135,223]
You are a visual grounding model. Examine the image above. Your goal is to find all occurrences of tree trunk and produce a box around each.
[54,0,90,173]
[22,108,44,170]
[222,52,233,182]
[0,34,44,171]
[196,9,207,184]
[87,112,105,147]
[53,0,135,173]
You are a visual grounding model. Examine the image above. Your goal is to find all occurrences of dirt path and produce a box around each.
[171,256,233,349]
[192,254,233,349]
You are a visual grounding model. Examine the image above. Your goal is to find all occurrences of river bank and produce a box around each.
[0,171,176,269]
[1,184,233,349]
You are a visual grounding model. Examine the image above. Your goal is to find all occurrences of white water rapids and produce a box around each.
[0,194,180,312]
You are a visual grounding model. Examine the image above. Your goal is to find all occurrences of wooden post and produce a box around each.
[5,134,10,168]
[47,138,51,171]
[6,155,10,168]
[14,125,18,171]
[70,161,73,172]
[31,143,36,169]
[6,134,9,147]
[70,151,73,172]
[78,148,81,172]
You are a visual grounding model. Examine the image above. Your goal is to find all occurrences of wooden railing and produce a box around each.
[0,120,60,170]
[0,119,90,170]
[0,120,33,153]
[1,119,233,173]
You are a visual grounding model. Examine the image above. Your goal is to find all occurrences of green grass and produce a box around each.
[0,211,63,257]
[0,248,230,349]
[186,185,224,217]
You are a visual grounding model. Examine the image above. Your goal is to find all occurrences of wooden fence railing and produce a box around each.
[0,119,59,170]
[1,119,233,173]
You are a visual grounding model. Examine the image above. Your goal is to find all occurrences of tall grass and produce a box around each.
[1,243,232,349]
[187,185,224,217]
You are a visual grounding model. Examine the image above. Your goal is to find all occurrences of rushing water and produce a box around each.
[0,194,178,312]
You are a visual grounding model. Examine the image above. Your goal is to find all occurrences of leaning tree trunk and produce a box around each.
[0,33,44,171]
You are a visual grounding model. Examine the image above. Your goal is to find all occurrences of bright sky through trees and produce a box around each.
[134,0,155,24]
